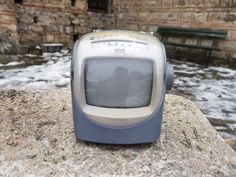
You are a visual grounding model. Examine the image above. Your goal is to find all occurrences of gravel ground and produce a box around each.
[0,89,235,177]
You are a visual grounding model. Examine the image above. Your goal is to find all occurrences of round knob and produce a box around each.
[166,63,174,91]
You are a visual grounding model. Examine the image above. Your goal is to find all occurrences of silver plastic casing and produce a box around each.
[71,30,172,144]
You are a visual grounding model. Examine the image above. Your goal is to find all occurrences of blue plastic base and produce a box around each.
[71,94,164,145]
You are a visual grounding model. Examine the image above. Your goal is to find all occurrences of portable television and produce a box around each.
[71,30,174,144]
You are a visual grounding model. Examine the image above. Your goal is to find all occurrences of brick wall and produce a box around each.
[0,0,116,47]
[0,0,18,54]
[15,0,92,46]
[115,0,236,67]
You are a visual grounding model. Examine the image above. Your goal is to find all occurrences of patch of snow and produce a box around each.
[25,54,38,57]
[229,123,236,131]
[0,52,71,89]
[208,66,236,74]
[35,45,41,49]
[61,49,69,55]
[5,61,25,66]
[41,43,63,46]
[171,59,236,121]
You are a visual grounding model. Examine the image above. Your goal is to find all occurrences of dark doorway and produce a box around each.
[33,16,38,23]
[14,0,23,4]
[73,33,79,43]
[87,0,110,13]
[71,0,76,6]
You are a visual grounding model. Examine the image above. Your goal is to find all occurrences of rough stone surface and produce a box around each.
[0,89,235,176]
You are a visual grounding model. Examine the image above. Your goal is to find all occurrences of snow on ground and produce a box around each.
[0,52,71,89]
[171,60,236,121]
[0,53,235,121]
[171,60,236,120]
[5,61,25,66]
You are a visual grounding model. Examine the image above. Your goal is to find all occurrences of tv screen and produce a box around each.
[85,58,153,108]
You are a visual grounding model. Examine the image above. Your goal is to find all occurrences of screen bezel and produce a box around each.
[73,55,164,127]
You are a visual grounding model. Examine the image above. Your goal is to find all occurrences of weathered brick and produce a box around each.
[1,14,16,21]
[19,14,32,24]
[54,34,65,43]
[20,32,42,44]
[227,31,236,41]
[140,0,160,9]
[63,35,72,44]
[74,26,87,34]
[58,25,64,33]
[162,0,173,7]
[204,0,219,6]
[160,12,177,20]
[208,12,227,23]
[76,1,88,12]
[64,26,73,34]
[190,0,203,6]
[45,34,54,42]
[178,12,193,21]
[46,24,58,32]
[224,13,236,23]
[195,12,208,22]
[175,0,187,6]
[139,12,150,21]
[71,18,80,25]
[140,25,149,32]
[30,25,44,33]
[220,0,236,7]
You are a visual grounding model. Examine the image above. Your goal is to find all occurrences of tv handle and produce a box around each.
[166,63,174,91]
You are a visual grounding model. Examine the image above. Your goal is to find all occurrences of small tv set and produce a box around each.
[71,30,174,144]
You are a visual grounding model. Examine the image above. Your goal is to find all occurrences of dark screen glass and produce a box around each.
[85,58,153,108]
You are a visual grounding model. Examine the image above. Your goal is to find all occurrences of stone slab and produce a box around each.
[0,89,235,176]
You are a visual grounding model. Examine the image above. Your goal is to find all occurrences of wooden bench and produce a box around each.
[157,27,227,66]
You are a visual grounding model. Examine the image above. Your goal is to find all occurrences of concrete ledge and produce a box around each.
[0,89,235,176]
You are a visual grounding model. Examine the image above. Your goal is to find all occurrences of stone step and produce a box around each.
[40,43,64,53]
